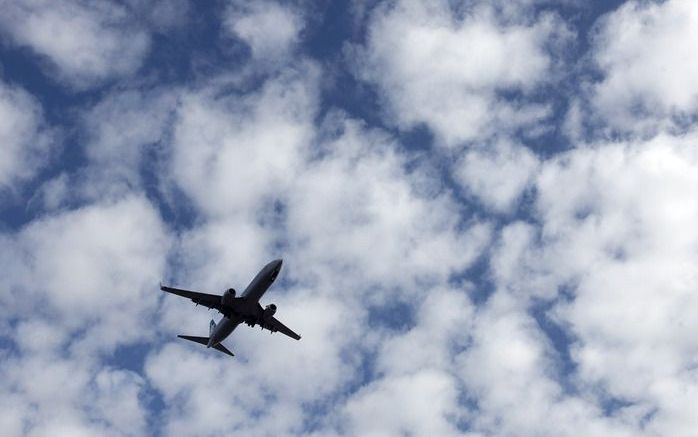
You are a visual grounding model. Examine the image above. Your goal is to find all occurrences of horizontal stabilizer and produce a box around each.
[213,343,235,357]
[177,335,209,346]
[177,335,235,357]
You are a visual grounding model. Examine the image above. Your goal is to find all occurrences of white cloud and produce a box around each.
[0,354,149,436]
[0,81,53,193]
[169,65,318,219]
[455,141,539,213]
[587,0,698,133]
[0,0,150,87]
[330,288,477,436]
[225,1,304,65]
[357,0,567,146]
[3,1,698,435]
[342,369,464,436]
[0,195,169,435]
[23,85,178,211]
[92,368,148,435]
[375,287,473,376]
[534,133,698,434]
[163,65,320,297]
[456,293,637,437]
[469,131,698,435]
[77,88,178,201]
[154,70,493,436]
[286,115,492,297]
[0,195,170,354]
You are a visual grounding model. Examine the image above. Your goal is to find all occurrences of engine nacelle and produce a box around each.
[221,288,236,306]
[263,303,277,318]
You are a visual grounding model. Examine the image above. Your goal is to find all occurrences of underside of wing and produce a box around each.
[161,285,223,311]
[265,316,301,340]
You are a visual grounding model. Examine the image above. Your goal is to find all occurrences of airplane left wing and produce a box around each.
[161,285,223,312]
[264,316,301,340]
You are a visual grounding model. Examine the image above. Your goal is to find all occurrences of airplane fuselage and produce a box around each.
[207,258,282,348]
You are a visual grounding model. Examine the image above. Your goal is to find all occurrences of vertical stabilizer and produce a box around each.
[209,319,216,336]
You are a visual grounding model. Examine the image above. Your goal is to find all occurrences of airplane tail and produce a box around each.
[177,335,208,346]
[178,335,234,357]
[209,319,216,336]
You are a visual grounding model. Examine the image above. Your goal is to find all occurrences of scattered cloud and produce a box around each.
[224,1,304,67]
[455,141,539,213]
[0,0,150,87]
[0,195,169,434]
[0,80,54,196]
[355,0,569,146]
[77,88,179,200]
[534,132,698,435]
[169,64,318,220]
[583,0,698,135]
[0,195,170,350]
[1,1,697,435]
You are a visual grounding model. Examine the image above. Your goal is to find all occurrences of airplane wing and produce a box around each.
[161,285,223,312]
[264,316,301,340]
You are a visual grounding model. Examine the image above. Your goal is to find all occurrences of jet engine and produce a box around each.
[221,288,236,306]
[263,303,277,318]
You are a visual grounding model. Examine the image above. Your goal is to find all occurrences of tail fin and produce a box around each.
[209,319,216,336]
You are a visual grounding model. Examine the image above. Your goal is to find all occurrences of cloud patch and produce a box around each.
[585,0,698,135]
[0,0,150,87]
[225,1,304,67]
[0,81,53,196]
[356,0,568,146]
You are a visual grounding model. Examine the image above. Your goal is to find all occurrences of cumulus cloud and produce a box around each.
[455,141,539,213]
[0,195,170,353]
[470,131,698,435]
[343,369,464,436]
[584,0,698,135]
[356,0,568,146]
[0,81,53,194]
[77,88,178,200]
[333,288,475,435]
[3,0,698,436]
[286,115,492,296]
[154,61,492,435]
[0,354,149,436]
[0,195,170,435]
[224,1,304,66]
[455,292,639,437]
[0,0,150,87]
[170,64,318,220]
[534,133,698,435]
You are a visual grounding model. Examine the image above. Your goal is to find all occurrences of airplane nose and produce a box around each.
[269,259,283,281]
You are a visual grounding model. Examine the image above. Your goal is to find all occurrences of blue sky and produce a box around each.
[1,0,697,435]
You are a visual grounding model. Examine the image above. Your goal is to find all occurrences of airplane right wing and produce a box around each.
[264,316,301,340]
[161,285,223,312]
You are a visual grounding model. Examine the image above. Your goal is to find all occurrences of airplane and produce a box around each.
[161,258,300,357]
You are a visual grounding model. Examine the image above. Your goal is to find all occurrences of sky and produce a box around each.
[0,0,697,436]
